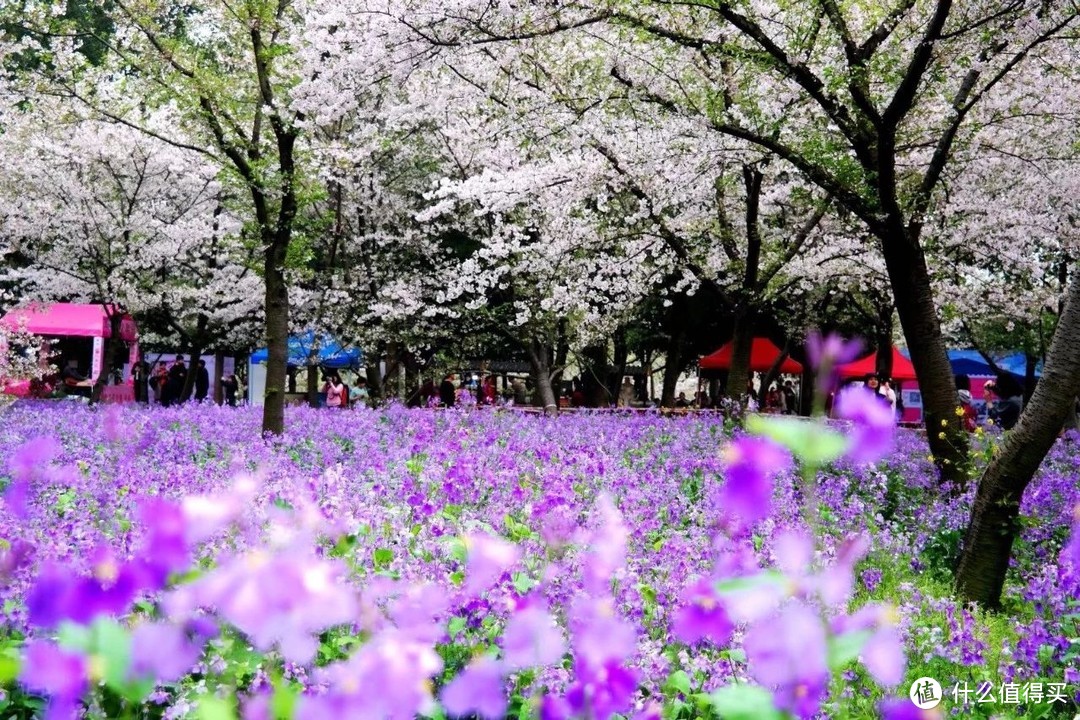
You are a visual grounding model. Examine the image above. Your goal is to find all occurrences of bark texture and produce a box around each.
[955,262,1080,607]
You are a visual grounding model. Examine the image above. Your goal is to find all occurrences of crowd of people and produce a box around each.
[132,356,241,407]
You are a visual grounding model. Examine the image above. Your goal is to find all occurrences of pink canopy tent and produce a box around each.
[699,337,804,374]
[1,304,139,397]
[838,347,918,382]
[0,303,137,341]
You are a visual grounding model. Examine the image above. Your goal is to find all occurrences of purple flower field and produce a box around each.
[0,401,1077,719]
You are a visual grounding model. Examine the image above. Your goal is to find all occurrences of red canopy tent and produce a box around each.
[838,347,917,382]
[699,337,804,374]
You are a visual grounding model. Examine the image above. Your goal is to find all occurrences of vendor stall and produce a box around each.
[0,303,139,400]
[248,331,363,407]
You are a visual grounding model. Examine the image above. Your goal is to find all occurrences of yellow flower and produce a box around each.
[986,419,995,426]
[937,432,946,439]
[954,406,965,417]
[940,419,948,428]
[927,455,935,463]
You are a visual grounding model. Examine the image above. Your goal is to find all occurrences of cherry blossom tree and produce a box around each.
[0,105,261,396]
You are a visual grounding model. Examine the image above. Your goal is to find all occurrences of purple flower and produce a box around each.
[879,698,944,719]
[441,655,506,719]
[570,597,636,668]
[716,437,792,528]
[19,639,89,718]
[298,630,443,719]
[806,331,864,370]
[130,621,203,683]
[582,493,628,593]
[835,386,896,463]
[27,549,147,628]
[164,550,357,664]
[3,436,61,518]
[501,606,566,669]
[0,539,33,583]
[463,533,521,596]
[671,579,733,646]
[743,601,829,719]
[565,659,638,720]
[806,332,863,392]
[1060,504,1080,568]
[832,604,907,687]
[137,497,190,578]
[816,534,870,606]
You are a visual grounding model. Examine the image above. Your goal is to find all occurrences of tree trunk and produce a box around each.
[607,329,628,402]
[180,343,205,402]
[262,239,289,435]
[90,311,125,406]
[1023,353,1037,405]
[366,362,383,404]
[527,340,558,415]
[955,262,1080,607]
[306,364,319,408]
[875,312,894,379]
[213,350,225,405]
[661,326,686,407]
[724,309,756,398]
[879,227,970,486]
[582,344,609,407]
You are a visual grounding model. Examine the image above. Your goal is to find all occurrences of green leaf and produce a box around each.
[663,669,692,696]
[447,616,467,639]
[0,653,19,685]
[827,629,873,670]
[93,618,132,689]
[745,415,848,466]
[57,622,93,652]
[197,695,237,720]
[373,548,394,568]
[446,537,468,564]
[708,685,782,720]
[512,572,538,595]
[271,675,299,720]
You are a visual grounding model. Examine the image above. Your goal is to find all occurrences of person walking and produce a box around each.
[132,361,149,404]
[194,359,210,402]
[439,374,457,408]
[222,373,239,407]
[150,361,168,404]
[163,356,187,407]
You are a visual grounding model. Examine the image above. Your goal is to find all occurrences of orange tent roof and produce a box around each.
[700,337,804,374]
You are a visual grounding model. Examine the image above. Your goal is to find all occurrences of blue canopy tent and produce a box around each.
[997,352,1042,379]
[250,331,362,369]
[948,350,995,377]
[248,332,362,407]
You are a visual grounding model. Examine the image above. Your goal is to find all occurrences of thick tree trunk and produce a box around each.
[365,363,383,404]
[90,311,125,406]
[606,329,628,402]
[527,340,558,415]
[724,309,756,398]
[661,328,685,408]
[582,344,609,407]
[180,343,205,402]
[262,240,289,435]
[955,263,1080,607]
[880,227,970,486]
